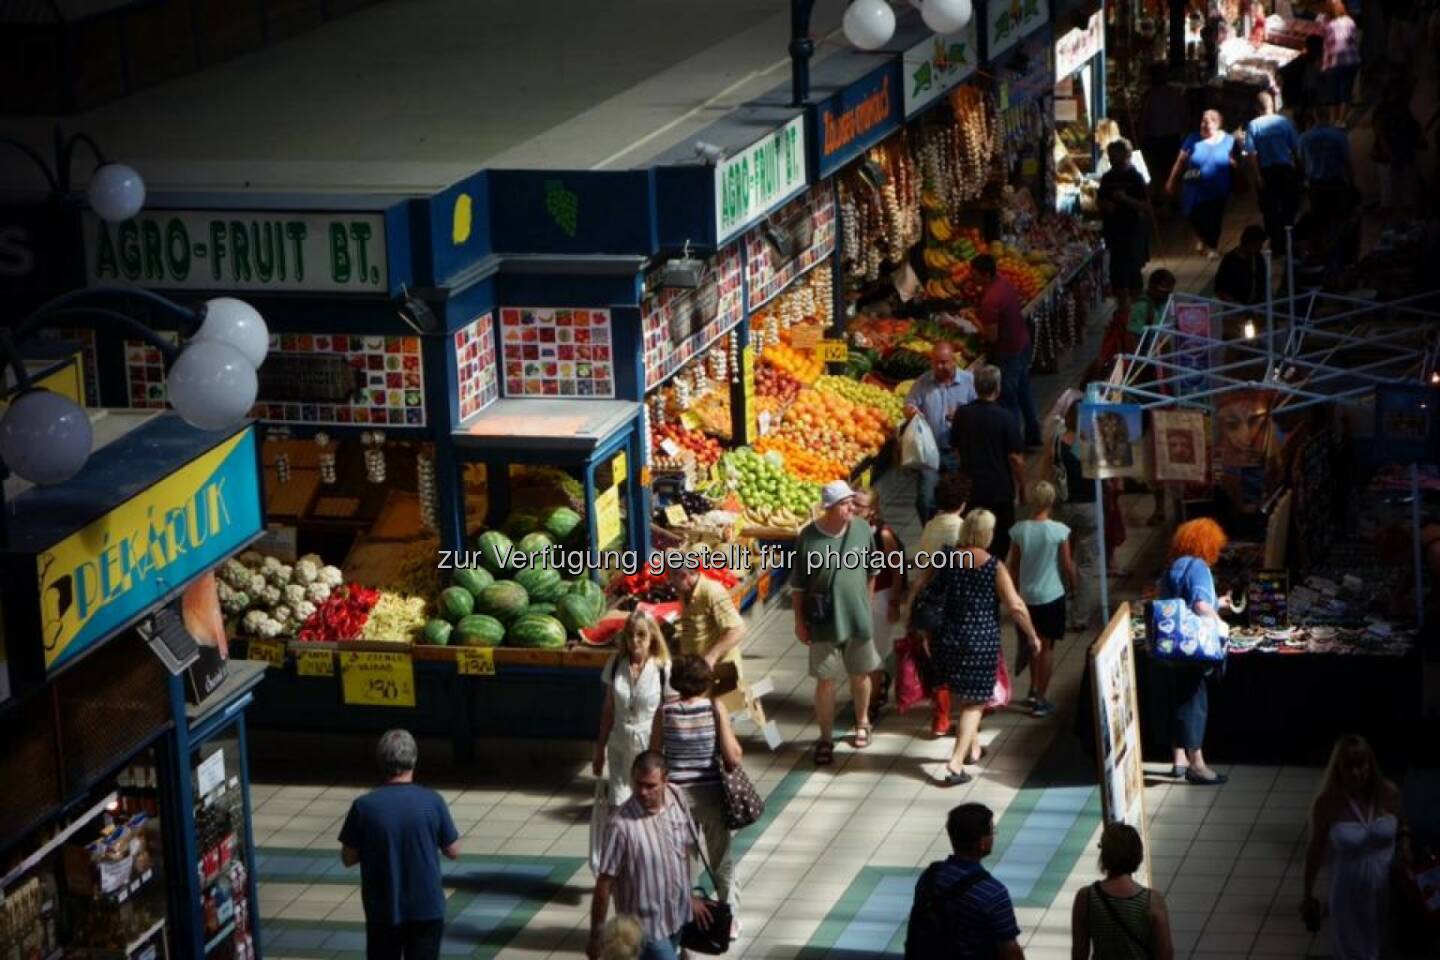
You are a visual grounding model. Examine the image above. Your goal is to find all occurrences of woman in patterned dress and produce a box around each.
[928,510,1040,786]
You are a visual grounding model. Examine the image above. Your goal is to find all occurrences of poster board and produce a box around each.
[1088,603,1151,887]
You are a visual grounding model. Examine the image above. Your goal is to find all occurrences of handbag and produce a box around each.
[1148,560,1227,664]
[672,787,733,955]
[1051,431,1070,502]
[894,634,932,713]
[711,704,764,829]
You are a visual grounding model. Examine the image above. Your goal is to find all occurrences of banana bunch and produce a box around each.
[744,505,806,530]
[926,217,953,243]
[900,337,936,354]
[921,190,946,213]
[923,247,958,271]
[923,277,961,300]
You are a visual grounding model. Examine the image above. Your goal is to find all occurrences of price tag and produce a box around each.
[611,450,629,485]
[659,438,681,457]
[296,649,334,677]
[859,466,873,490]
[248,639,286,668]
[456,647,496,677]
[339,651,416,707]
[680,411,702,431]
[758,410,772,436]
[664,504,688,525]
[819,340,849,363]
[790,325,822,349]
[639,466,652,486]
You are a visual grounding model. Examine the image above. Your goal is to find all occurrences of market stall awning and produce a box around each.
[454,399,640,454]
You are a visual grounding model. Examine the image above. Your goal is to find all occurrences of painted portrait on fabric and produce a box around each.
[1079,402,1145,479]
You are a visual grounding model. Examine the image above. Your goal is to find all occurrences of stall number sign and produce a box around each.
[903,25,980,116]
[819,340,849,363]
[84,210,390,294]
[456,647,496,676]
[339,651,416,707]
[296,649,334,677]
[716,117,807,243]
[249,639,286,669]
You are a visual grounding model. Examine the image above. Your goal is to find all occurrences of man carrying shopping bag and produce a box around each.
[904,343,975,524]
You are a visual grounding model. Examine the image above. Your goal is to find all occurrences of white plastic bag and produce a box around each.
[901,414,940,471]
[588,778,610,876]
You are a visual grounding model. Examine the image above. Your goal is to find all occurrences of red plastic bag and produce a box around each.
[894,634,932,713]
[984,650,1012,713]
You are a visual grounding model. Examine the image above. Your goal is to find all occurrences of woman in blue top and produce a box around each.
[1157,518,1234,786]
[1165,110,1239,259]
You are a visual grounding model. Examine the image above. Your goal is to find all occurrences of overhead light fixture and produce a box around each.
[842,0,895,50]
[694,141,727,165]
[1243,320,1257,339]
[913,0,974,34]
[396,287,440,333]
[660,241,704,289]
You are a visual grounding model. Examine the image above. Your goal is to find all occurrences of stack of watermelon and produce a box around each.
[420,507,606,649]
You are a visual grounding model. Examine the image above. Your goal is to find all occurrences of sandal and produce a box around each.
[814,740,835,766]
[939,765,973,787]
[853,726,872,749]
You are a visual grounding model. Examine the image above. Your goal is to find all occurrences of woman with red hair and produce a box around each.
[1158,518,1232,785]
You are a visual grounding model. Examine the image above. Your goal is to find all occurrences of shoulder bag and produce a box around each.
[904,862,991,959]
[711,704,764,830]
[1147,559,1227,664]
[1091,882,1154,958]
[801,519,864,626]
[671,786,733,955]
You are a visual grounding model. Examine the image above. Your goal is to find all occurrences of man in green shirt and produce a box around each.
[791,481,879,765]
[1125,268,1176,350]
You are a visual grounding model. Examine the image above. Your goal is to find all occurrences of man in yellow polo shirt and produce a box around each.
[668,561,746,670]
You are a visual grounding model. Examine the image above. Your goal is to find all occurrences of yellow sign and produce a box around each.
[639,466,652,487]
[339,651,416,707]
[858,466,873,490]
[456,647,496,676]
[249,639,286,668]
[1,352,86,409]
[296,649,334,677]
[611,450,629,487]
[742,345,758,441]
[664,505,688,526]
[595,486,622,548]
[680,411,702,431]
[819,340,849,363]
[38,429,263,673]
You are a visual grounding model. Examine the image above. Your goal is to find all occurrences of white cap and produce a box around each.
[820,480,857,509]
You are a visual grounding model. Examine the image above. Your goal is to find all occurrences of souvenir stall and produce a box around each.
[1053,4,1108,209]
[1079,289,1437,769]
[0,414,269,960]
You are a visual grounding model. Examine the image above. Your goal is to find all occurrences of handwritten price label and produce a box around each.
[664,504,688,526]
[455,647,496,677]
[790,325,822,349]
[249,640,286,669]
[296,649,334,677]
[339,651,416,707]
[819,340,849,363]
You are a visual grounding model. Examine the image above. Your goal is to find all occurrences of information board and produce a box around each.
[1088,604,1151,887]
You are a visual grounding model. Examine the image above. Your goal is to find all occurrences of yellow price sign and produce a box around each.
[249,639,286,669]
[296,649,334,677]
[611,450,629,486]
[595,485,623,548]
[456,647,496,677]
[339,651,416,707]
[664,504,688,525]
[819,340,848,363]
[858,467,873,491]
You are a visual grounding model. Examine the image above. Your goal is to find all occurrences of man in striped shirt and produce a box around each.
[590,752,714,960]
[905,803,1025,960]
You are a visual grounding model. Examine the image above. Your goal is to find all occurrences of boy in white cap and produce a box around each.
[790,480,879,765]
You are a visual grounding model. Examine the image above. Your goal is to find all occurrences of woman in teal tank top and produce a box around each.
[1071,823,1175,960]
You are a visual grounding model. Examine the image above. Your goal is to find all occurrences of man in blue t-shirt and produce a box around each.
[1242,92,1300,253]
[340,729,461,959]
[905,804,1024,960]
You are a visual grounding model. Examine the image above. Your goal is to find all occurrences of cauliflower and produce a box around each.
[306,582,332,604]
[239,551,264,567]
[283,584,307,608]
[221,560,250,590]
[255,616,284,639]
[293,600,317,622]
[260,585,283,608]
[267,565,293,589]
[216,581,233,602]
[299,553,323,568]
[271,606,293,627]
[292,559,319,585]
[222,591,251,616]
[261,555,282,572]
[241,610,270,637]
[247,574,267,595]
[318,565,344,588]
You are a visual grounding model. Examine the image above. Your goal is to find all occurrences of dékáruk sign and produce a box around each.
[815,62,902,178]
[715,117,807,243]
[84,210,389,294]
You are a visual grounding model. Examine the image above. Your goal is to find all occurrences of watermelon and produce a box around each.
[552,580,576,596]
[453,566,494,597]
[439,586,475,622]
[543,505,583,541]
[475,530,514,575]
[516,532,554,561]
[572,578,606,620]
[422,619,454,646]
[476,581,529,623]
[453,614,505,647]
[556,593,599,634]
[507,613,567,649]
[525,602,557,617]
[501,509,545,539]
[514,567,563,602]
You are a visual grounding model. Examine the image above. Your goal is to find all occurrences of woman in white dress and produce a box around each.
[1301,735,1409,960]
[589,610,670,872]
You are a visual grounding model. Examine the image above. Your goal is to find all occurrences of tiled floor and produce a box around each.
[248,198,1400,958]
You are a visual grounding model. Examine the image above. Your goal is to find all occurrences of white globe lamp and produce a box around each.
[197,298,270,369]
[922,0,973,33]
[0,389,93,485]
[87,164,146,223]
[843,0,896,50]
[167,339,259,431]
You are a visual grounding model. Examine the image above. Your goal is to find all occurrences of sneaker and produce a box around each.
[1031,699,1055,718]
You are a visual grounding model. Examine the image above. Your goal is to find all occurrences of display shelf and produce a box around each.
[98,868,154,907]
[0,792,118,893]
[70,917,166,958]
[203,919,236,955]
